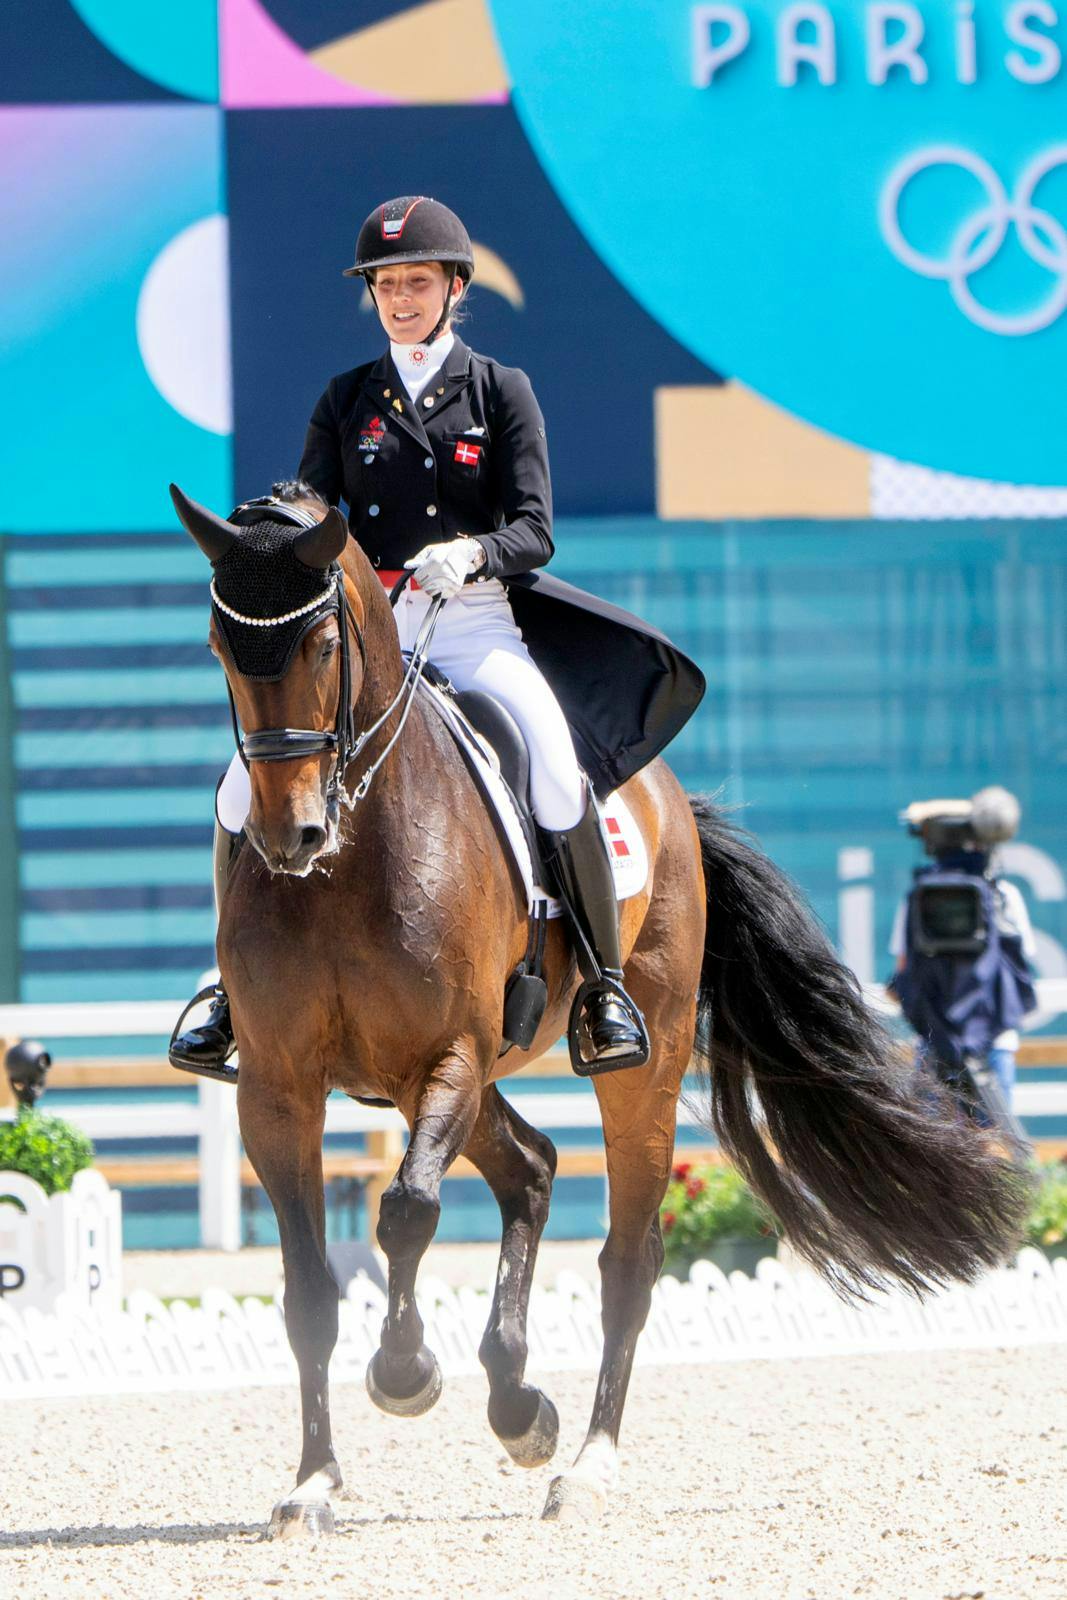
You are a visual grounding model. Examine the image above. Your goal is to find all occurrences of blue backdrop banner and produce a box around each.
[226,105,716,516]
[490,0,1067,483]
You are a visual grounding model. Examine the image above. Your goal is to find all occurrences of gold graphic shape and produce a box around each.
[470,244,524,308]
[655,383,871,519]
[310,0,509,103]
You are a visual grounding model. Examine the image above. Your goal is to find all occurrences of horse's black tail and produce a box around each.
[688,795,1030,1296]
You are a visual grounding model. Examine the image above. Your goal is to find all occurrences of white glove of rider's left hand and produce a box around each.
[405,539,484,599]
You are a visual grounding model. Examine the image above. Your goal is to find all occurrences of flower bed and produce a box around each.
[1026,1160,1067,1258]
[660,1160,777,1277]
[660,1156,1067,1276]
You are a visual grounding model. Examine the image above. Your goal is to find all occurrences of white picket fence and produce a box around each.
[2,1249,1065,1401]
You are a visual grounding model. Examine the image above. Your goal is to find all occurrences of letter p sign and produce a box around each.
[691,4,751,85]
[0,1262,26,1296]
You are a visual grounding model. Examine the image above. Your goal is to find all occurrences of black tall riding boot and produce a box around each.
[168,823,242,1084]
[542,795,650,1074]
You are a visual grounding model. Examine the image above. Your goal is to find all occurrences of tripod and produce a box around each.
[928,1051,1032,1158]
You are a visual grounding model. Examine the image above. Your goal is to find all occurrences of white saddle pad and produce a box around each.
[421,679,649,918]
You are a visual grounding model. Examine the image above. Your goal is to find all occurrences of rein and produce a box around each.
[340,590,444,806]
[217,505,444,811]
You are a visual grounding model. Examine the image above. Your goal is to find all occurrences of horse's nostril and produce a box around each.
[300,824,327,852]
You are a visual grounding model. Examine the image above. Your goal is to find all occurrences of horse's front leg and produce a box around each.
[462,1086,559,1465]
[239,1080,341,1538]
[366,1045,483,1416]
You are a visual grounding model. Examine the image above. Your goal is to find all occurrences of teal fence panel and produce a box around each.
[4,519,1067,1005]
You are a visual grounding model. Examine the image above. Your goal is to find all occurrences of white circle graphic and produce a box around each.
[880,144,1067,338]
[136,213,233,435]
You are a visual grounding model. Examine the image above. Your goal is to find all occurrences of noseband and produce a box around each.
[217,498,444,812]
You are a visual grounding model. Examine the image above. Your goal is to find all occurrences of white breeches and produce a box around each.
[215,579,586,835]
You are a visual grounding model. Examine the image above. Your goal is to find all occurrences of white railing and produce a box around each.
[4,1252,1066,1401]
[0,1000,698,1252]
[2,985,1066,1254]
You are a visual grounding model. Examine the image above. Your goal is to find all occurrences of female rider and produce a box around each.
[170,196,650,1078]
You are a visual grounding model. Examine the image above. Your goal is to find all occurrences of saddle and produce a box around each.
[412,662,648,1056]
[421,663,542,869]
[417,665,548,1053]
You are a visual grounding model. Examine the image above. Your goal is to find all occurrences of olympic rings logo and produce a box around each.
[879,145,1067,338]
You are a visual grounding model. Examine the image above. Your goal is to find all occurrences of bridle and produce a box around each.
[217,496,444,812]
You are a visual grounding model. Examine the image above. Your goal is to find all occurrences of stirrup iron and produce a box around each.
[168,984,238,1085]
[567,976,651,1077]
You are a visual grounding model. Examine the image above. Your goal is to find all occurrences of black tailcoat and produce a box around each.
[299,338,705,797]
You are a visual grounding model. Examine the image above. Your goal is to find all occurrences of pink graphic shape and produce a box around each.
[220,0,507,108]
[221,0,393,106]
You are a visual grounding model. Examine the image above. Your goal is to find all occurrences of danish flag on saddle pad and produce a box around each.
[605,813,631,858]
[454,441,481,466]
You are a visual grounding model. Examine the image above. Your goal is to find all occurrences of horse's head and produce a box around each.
[172,481,373,876]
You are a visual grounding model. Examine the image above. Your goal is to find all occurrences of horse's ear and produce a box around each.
[293,506,349,570]
[169,483,239,563]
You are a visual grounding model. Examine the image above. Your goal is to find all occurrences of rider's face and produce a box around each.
[372,262,464,345]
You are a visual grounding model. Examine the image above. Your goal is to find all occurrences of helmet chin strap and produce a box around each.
[425,262,458,347]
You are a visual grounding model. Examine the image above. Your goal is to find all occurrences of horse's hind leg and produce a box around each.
[542,997,694,1524]
[463,1086,559,1466]
[239,1085,341,1539]
[367,1047,483,1416]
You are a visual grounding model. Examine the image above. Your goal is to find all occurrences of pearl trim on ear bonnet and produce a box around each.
[210,518,339,682]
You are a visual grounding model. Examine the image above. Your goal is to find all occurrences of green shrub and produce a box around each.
[660,1157,1067,1270]
[1025,1161,1067,1251]
[660,1160,776,1268]
[0,1107,94,1197]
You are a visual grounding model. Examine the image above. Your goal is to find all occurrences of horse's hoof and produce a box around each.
[498,1391,560,1469]
[541,1472,607,1524]
[267,1499,336,1540]
[365,1347,443,1417]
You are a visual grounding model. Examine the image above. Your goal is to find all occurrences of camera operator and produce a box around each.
[887,787,1037,1142]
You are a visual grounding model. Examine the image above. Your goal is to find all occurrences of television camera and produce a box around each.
[895,787,1031,1154]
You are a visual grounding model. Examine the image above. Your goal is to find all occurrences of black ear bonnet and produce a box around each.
[211,513,337,682]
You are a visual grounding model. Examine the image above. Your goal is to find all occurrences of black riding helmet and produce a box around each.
[343,195,474,345]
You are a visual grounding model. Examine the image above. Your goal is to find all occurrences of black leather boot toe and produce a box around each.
[169,988,238,1084]
[584,987,646,1059]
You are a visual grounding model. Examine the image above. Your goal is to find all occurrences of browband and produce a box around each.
[228,496,320,531]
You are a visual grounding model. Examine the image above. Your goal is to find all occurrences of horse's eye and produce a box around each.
[320,637,338,660]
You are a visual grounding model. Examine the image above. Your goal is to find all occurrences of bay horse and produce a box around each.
[171,484,1027,1535]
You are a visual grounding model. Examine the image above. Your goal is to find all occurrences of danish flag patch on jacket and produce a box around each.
[454,441,481,466]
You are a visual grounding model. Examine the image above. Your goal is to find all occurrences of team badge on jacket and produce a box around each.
[359,415,386,453]
[454,440,482,466]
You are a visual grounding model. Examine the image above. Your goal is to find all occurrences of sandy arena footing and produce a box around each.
[2,1348,1063,1600]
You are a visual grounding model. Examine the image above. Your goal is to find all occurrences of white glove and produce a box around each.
[405,538,484,599]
